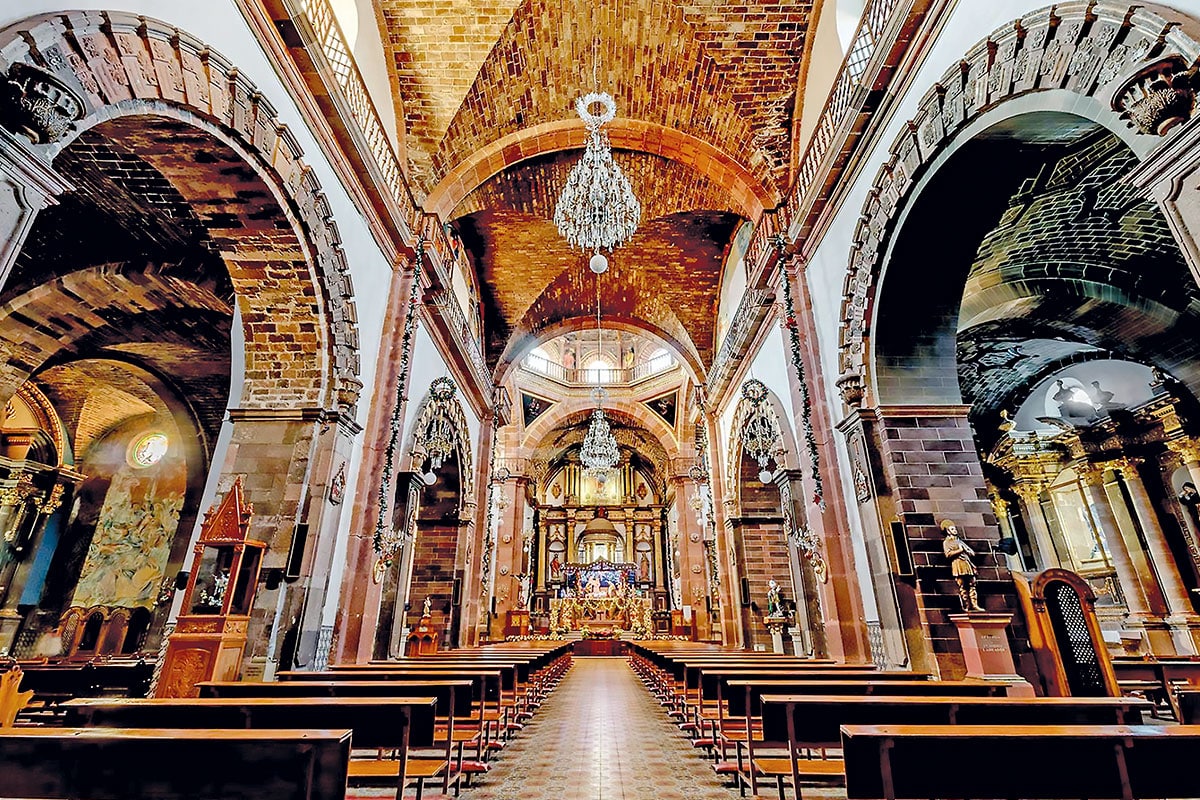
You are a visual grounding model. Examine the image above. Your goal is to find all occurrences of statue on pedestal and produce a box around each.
[765,579,782,618]
[422,596,432,618]
[941,519,983,612]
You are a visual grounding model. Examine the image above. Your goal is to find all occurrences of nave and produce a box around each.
[456,657,746,800]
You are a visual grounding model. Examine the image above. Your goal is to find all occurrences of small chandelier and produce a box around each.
[579,271,619,480]
[581,408,619,481]
[553,91,641,275]
[741,379,780,484]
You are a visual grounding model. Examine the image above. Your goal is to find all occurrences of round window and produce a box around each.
[128,432,168,468]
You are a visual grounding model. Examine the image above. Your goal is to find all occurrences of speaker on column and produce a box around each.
[452,578,462,606]
[740,577,751,606]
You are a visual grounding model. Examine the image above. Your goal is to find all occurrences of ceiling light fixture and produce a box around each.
[553,40,640,274]
[580,277,619,481]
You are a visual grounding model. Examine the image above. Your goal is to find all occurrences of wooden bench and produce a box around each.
[718,679,1005,797]
[759,695,1152,800]
[841,724,1200,800]
[62,695,442,800]
[0,727,350,799]
[1112,658,1200,720]
[1,659,152,710]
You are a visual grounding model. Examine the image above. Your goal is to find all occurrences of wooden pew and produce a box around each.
[1,659,152,709]
[0,727,350,799]
[61,696,440,800]
[720,679,1004,796]
[841,724,1200,800]
[760,695,1152,800]
[1112,658,1200,720]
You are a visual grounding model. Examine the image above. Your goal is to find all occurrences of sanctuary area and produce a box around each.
[1,1,1200,798]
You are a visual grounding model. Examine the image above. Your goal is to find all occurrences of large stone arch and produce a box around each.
[836,2,1200,396]
[0,10,360,412]
[0,11,367,675]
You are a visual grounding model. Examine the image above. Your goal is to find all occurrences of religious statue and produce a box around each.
[1052,380,1098,424]
[549,552,563,581]
[198,568,229,610]
[422,596,432,618]
[941,520,983,612]
[765,579,782,618]
[638,552,650,583]
[1179,481,1199,508]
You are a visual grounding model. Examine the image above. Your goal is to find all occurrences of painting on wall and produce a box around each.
[72,464,185,609]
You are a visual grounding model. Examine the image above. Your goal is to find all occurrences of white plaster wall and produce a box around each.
[1,1,401,636]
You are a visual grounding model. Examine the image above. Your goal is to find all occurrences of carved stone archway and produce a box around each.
[836,3,1200,398]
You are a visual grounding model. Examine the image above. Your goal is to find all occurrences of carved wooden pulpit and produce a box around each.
[157,479,264,697]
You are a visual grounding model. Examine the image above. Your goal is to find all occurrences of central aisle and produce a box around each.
[469,657,742,800]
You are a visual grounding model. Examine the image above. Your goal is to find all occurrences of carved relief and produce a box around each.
[1112,56,1197,136]
[0,63,85,143]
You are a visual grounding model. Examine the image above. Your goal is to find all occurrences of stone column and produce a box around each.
[1110,458,1200,653]
[782,259,871,663]
[670,475,711,641]
[332,262,419,664]
[489,474,530,638]
[1010,482,1060,571]
[0,129,72,293]
[1077,464,1152,618]
[989,494,1025,572]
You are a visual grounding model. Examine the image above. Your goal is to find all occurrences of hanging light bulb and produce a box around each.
[589,251,609,274]
[759,467,774,485]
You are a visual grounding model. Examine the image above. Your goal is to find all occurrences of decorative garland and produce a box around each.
[776,242,825,511]
[478,406,502,598]
[372,249,423,582]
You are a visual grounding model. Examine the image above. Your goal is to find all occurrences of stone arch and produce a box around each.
[520,396,679,465]
[0,10,360,412]
[835,2,1200,395]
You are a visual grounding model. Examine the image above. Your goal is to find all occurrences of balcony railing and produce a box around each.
[520,356,679,386]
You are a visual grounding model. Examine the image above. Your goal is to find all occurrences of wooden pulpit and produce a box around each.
[157,479,265,697]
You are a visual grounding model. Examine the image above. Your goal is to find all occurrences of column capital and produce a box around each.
[1104,457,1144,479]
[989,493,1010,518]
[1076,462,1112,485]
[1010,480,1047,502]
[1166,438,1200,465]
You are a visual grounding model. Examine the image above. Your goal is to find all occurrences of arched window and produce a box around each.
[647,347,674,374]
[584,358,616,384]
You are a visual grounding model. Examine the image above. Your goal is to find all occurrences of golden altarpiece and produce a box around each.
[532,463,670,634]
[157,479,264,697]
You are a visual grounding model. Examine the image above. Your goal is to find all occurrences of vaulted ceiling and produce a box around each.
[376,0,819,373]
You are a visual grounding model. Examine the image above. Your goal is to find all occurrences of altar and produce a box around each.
[549,595,652,635]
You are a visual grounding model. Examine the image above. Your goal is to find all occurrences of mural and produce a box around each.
[72,465,185,609]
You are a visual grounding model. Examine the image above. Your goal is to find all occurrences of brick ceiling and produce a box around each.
[455,209,739,371]
[380,0,815,374]
[381,0,813,196]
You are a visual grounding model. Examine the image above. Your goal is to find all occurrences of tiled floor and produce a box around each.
[465,657,745,800]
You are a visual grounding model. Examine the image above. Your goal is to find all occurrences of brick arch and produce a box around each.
[835,2,1200,393]
[0,262,232,404]
[425,118,774,222]
[495,315,705,388]
[0,10,361,412]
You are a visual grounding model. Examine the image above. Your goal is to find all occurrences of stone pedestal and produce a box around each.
[950,612,1034,697]
[765,616,788,655]
[788,626,806,657]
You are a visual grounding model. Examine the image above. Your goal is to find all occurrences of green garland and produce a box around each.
[478,408,502,598]
[777,248,826,510]
[373,250,423,561]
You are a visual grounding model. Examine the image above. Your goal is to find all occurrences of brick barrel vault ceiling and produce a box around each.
[453,209,739,371]
[380,0,812,197]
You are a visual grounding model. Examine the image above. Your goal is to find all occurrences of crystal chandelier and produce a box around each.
[553,89,641,275]
[741,379,781,484]
[581,408,619,480]
[579,276,619,480]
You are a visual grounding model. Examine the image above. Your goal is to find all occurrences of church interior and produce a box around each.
[1,0,1200,797]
